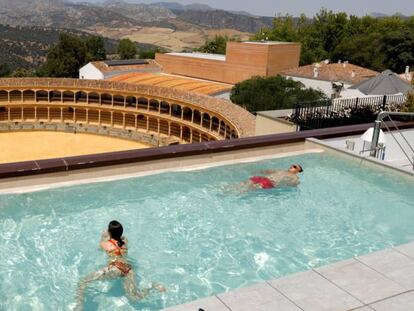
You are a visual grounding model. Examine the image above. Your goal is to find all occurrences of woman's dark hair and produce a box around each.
[108,220,124,247]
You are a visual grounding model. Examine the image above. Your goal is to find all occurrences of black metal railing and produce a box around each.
[292,95,407,131]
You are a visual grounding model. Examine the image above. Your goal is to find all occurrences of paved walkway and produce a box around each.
[165,242,414,311]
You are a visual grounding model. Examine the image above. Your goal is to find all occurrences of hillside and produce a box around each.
[0,24,157,70]
[0,0,273,33]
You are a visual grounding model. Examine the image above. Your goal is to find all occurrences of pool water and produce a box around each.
[1,152,413,310]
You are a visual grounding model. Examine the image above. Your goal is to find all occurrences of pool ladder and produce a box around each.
[371,112,414,170]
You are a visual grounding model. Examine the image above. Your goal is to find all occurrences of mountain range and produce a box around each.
[0,0,273,33]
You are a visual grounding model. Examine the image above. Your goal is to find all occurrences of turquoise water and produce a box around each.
[0,152,413,310]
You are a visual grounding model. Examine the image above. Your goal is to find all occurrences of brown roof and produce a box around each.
[281,61,379,84]
[109,72,233,96]
[399,72,413,83]
[91,60,162,74]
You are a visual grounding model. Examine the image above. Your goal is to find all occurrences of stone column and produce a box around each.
[146,117,149,132]
[190,129,193,143]
[61,91,63,103]
[124,96,126,108]
[21,107,23,120]
[123,113,126,128]
[98,110,101,125]
[168,121,171,136]
[34,107,37,121]
[180,125,183,140]
[7,91,10,103]
[135,114,137,129]
[209,118,213,131]
[21,91,23,103]
[60,107,63,122]
[47,107,50,122]
[86,109,89,124]
[110,111,113,126]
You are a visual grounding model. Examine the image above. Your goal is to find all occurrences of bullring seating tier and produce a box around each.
[0,78,255,145]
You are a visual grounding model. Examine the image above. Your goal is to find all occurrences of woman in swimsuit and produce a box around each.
[74,220,165,310]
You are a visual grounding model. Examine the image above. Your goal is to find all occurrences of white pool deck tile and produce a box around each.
[370,291,414,310]
[316,258,405,304]
[164,242,414,311]
[395,242,414,259]
[356,249,414,290]
[164,296,230,311]
[217,282,301,311]
[268,270,362,311]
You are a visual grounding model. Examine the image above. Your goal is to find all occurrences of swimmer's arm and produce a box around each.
[99,230,110,250]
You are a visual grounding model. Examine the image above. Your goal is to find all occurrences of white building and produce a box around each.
[79,59,161,80]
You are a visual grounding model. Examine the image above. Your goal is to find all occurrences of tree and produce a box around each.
[40,33,87,78]
[0,63,11,77]
[139,49,159,59]
[85,36,106,62]
[230,75,327,112]
[11,68,36,77]
[117,38,137,60]
[253,9,414,72]
[381,29,414,73]
[332,33,386,71]
[197,35,234,54]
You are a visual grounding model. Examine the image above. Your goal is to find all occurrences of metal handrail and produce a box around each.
[371,112,414,169]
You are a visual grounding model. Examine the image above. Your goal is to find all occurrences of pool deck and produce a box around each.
[165,241,414,311]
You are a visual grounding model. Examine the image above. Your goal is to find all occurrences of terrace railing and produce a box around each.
[292,95,407,131]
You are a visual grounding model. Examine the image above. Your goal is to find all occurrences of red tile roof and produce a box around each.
[281,61,379,84]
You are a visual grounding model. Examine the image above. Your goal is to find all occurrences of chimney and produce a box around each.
[405,66,412,81]
[351,70,356,79]
[343,61,349,68]
[313,66,319,78]
[338,59,342,64]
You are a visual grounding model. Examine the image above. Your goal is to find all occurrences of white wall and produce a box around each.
[79,63,104,80]
[324,129,414,167]
[285,76,365,98]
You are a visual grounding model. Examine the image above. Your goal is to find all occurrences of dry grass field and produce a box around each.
[86,26,251,51]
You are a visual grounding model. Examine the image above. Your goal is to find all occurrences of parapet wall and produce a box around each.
[156,42,301,84]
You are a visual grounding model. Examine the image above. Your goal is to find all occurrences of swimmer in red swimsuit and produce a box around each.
[242,164,303,191]
[74,221,165,310]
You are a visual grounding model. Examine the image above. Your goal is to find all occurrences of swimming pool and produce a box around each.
[0,152,413,310]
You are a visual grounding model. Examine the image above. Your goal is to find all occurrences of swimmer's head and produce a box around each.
[289,164,303,174]
[108,220,124,246]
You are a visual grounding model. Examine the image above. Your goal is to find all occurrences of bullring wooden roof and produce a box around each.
[109,73,233,96]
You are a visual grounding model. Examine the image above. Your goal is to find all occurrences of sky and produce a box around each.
[79,0,414,17]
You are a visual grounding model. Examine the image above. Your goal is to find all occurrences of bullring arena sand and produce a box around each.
[0,131,149,164]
